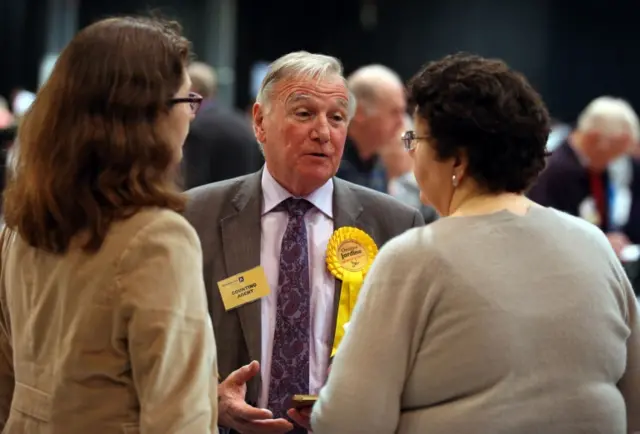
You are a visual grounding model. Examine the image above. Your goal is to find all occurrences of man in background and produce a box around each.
[0,97,13,130]
[529,96,640,255]
[182,61,263,189]
[380,114,439,223]
[337,65,406,192]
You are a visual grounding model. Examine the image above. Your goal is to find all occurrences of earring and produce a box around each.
[452,174,459,187]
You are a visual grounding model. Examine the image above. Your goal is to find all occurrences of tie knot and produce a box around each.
[278,198,313,218]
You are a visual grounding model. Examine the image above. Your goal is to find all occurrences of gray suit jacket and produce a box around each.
[184,170,424,405]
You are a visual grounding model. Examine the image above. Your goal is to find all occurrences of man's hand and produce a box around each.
[287,407,312,432]
[284,362,330,432]
[219,361,293,434]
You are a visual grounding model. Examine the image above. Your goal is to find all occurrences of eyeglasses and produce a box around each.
[401,130,429,151]
[169,92,203,114]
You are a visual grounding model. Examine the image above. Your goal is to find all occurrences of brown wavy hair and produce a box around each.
[3,16,191,253]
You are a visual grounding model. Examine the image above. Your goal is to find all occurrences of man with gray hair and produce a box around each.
[185,51,423,433]
[336,64,407,192]
[529,96,640,257]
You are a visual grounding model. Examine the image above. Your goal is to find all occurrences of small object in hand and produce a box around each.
[290,394,318,409]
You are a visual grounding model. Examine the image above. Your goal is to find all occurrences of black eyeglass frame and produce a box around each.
[401,130,555,157]
[169,92,204,114]
[401,130,429,151]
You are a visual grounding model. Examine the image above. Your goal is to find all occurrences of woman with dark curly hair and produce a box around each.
[0,16,217,433]
[309,53,639,433]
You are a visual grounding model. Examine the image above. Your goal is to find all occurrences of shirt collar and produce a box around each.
[261,165,334,218]
[565,140,632,187]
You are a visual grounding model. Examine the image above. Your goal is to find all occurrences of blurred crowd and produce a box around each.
[4,60,640,277]
[3,58,640,274]
[177,61,640,279]
[0,15,638,434]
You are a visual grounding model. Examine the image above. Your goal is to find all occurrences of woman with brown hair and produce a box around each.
[0,16,217,433]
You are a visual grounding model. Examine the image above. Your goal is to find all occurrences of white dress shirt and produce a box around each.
[258,167,336,409]
[569,143,633,229]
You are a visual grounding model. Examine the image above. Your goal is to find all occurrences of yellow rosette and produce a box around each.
[326,226,378,357]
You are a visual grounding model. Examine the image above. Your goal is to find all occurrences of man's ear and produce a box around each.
[583,129,601,144]
[253,102,267,143]
[352,103,370,124]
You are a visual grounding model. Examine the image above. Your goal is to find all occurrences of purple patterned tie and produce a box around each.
[268,198,313,429]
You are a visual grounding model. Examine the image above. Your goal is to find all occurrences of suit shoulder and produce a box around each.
[337,178,420,218]
[186,174,250,204]
[543,143,582,174]
[184,174,252,226]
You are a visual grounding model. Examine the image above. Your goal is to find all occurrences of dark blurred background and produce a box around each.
[2,0,640,122]
[4,0,640,289]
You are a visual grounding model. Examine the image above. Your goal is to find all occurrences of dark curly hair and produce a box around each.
[407,52,550,193]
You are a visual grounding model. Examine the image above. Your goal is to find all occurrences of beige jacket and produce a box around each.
[0,208,218,433]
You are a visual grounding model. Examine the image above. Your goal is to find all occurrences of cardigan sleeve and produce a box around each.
[311,228,434,434]
[617,265,640,433]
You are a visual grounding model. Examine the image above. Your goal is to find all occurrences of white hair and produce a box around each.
[187,62,218,98]
[402,112,414,131]
[256,51,356,120]
[347,64,404,112]
[577,96,640,143]
[12,90,35,117]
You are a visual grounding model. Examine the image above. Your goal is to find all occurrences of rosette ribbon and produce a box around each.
[325,226,378,357]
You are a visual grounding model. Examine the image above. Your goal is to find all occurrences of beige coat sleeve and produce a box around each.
[116,213,218,433]
[0,301,14,431]
[0,228,14,430]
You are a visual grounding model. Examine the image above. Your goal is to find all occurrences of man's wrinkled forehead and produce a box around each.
[274,76,349,107]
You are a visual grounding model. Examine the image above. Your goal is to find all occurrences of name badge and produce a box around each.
[217,266,270,311]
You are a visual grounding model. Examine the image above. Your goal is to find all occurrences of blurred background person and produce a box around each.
[0,97,14,216]
[546,118,572,152]
[528,96,640,256]
[0,96,15,175]
[182,61,263,189]
[337,64,406,192]
[0,16,217,433]
[0,98,13,131]
[9,89,35,120]
[309,53,639,434]
[380,114,438,223]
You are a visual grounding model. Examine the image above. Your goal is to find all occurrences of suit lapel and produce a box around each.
[219,176,364,371]
[220,171,263,366]
[328,179,364,353]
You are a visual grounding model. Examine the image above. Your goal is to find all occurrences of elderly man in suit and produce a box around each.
[528,96,640,255]
[185,51,424,434]
[336,64,407,193]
